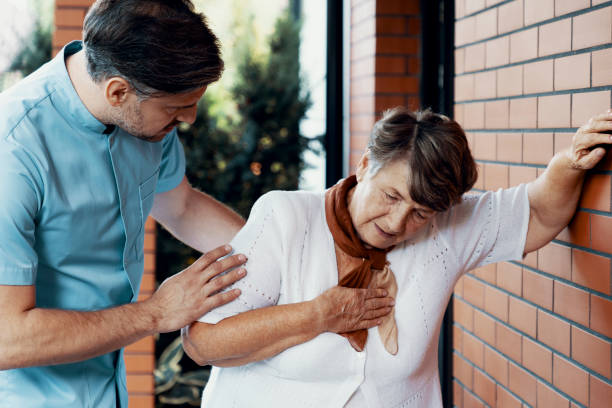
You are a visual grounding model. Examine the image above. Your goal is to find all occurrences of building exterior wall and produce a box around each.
[349,0,421,173]
[452,1,612,407]
[53,1,156,407]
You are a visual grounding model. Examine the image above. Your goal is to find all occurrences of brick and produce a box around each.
[572,6,612,50]
[376,17,407,35]
[473,369,496,407]
[474,162,485,190]
[128,395,155,408]
[350,114,376,133]
[352,18,376,44]
[453,380,464,407]
[510,28,538,63]
[522,336,553,381]
[556,210,590,248]
[590,375,612,408]
[496,323,522,363]
[350,76,375,97]
[523,269,553,310]
[143,232,156,252]
[456,48,465,75]
[572,325,611,377]
[54,8,86,28]
[475,8,497,41]
[497,133,522,163]
[464,275,486,309]
[497,385,522,408]
[351,37,376,60]
[509,97,537,129]
[374,95,405,113]
[144,216,156,232]
[553,354,589,405]
[143,253,155,273]
[126,373,154,393]
[579,174,611,212]
[484,163,509,190]
[474,264,496,285]
[538,94,571,128]
[455,74,475,102]
[463,102,485,129]
[454,103,466,127]
[454,297,475,331]
[509,165,537,186]
[474,71,496,99]
[523,59,554,94]
[539,18,572,57]
[456,0,466,19]
[53,28,83,47]
[484,346,508,385]
[538,309,571,355]
[538,242,571,280]
[591,294,612,338]
[556,0,590,15]
[376,1,419,14]
[554,53,591,91]
[571,90,611,128]
[524,0,554,25]
[509,297,537,337]
[376,37,419,55]
[463,390,484,408]
[497,262,522,296]
[456,17,476,47]
[508,362,537,406]
[454,352,474,388]
[464,331,485,368]
[485,100,509,129]
[591,214,612,254]
[593,48,612,87]
[523,132,553,165]
[497,66,523,98]
[485,36,510,68]
[474,309,496,345]
[537,380,570,408]
[351,0,375,25]
[572,248,610,295]
[125,336,155,353]
[484,285,509,322]
[375,56,409,75]
[473,132,496,160]
[553,132,574,154]
[465,43,486,72]
[465,0,486,15]
[498,0,524,34]
[454,324,464,351]
[139,273,156,292]
[554,281,590,326]
[124,354,155,373]
[56,0,93,6]
[375,76,418,93]
[352,58,374,78]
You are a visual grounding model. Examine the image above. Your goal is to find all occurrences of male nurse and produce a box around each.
[0,1,247,406]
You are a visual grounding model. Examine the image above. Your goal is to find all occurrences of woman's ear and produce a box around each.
[104,77,131,107]
[355,152,370,182]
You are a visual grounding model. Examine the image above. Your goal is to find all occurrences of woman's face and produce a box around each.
[348,154,436,249]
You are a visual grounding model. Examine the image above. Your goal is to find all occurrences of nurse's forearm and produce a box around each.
[0,300,157,369]
[182,286,394,367]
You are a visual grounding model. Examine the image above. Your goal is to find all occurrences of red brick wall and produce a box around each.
[452,1,612,407]
[349,0,421,172]
[53,1,156,407]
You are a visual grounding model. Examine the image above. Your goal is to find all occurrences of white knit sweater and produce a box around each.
[199,184,530,408]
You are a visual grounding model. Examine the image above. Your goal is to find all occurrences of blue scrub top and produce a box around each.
[0,41,185,407]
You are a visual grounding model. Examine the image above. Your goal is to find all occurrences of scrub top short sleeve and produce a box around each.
[156,130,186,193]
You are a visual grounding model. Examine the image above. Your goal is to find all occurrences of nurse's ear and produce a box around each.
[103,77,132,107]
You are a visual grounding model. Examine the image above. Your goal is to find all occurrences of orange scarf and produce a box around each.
[325,175,398,353]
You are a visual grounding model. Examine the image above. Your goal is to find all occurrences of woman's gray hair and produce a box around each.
[367,107,478,212]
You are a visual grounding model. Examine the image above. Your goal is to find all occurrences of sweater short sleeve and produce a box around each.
[441,183,530,272]
[155,130,186,193]
[198,191,284,324]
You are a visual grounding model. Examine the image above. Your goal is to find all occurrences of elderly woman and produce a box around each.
[182,107,612,407]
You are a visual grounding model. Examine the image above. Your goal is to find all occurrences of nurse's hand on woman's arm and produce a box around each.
[524,109,612,254]
[0,245,246,370]
[182,286,394,367]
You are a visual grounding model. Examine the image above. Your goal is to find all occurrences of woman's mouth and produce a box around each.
[374,223,395,238]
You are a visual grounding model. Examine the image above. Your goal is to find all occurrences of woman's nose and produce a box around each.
[387,208,409,233]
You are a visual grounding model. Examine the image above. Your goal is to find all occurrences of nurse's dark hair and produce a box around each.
[82,0,223,97]
[367,107,478,212]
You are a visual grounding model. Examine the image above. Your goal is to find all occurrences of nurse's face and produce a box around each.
[111,86,207,142]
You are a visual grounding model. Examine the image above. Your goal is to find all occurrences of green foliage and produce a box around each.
[155,9,313,407]
[9,5,52,77]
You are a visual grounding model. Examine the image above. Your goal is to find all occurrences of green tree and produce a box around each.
[9,1,52,77]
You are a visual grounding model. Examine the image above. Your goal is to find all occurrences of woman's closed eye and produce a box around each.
[384,191,398,202]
